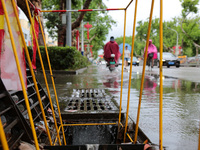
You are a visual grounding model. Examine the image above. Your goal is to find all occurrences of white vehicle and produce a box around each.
[128,57,140,66]
[118,59,122,65]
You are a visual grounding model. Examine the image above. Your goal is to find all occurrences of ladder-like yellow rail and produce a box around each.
[0,0,40,149]
[37,14,67,146]
[11,0,53,145]
[134,0,155,144]
[25,0,63,145]
[118,9,127,130]
[123,0,138,143]
[0,0,169,150]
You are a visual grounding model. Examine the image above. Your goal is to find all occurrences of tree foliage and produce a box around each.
[179,0,200,56]
[42,0,116,58]
[181,16,200,55]
[115,0,200,58]
[115,18,182,56]
[180,0,199,18]
[115,9,200,57]
[17,0,200,58]
[27,46,90,70]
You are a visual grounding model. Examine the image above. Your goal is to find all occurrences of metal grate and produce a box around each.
[64,98,117,112]
[71,89,106,98]
[64,89,118,112]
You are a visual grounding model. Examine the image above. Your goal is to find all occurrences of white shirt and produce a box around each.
[124,49,130,58]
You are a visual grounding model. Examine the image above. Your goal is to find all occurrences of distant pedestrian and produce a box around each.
[124,46,130,69]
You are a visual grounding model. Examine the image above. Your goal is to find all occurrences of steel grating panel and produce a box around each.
[64,89,118,113]
[71,89,106,98]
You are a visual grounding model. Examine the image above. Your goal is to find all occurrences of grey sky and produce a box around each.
[103,0,183,42]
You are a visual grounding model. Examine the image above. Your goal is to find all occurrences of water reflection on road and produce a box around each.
[37,65,200,150]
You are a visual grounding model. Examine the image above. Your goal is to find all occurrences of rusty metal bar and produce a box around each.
[125,0,134,10]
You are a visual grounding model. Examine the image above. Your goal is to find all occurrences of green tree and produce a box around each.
[135,18,183,55]
[181,16,200,56]
[136,18,160,51]
[163,18,182,54]
[42,0,116,58]
[179,0,200,56]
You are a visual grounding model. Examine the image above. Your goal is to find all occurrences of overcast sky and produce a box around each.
[19,0,199,50]
[103,0,185,42]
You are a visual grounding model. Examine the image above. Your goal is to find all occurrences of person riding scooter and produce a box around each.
[103,36,121,66]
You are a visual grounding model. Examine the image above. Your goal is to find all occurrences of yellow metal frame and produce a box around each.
[159,0,163,149]
[126,133,134,143]
[123,0,138,143]
[118,9,127,130]
[37,15,67,145]
[134,0,155,144]
[0,119,9,150]
[24,0,63,145]
[0,0,169,149]
[11,0,53,145]
[0,0,40,149]
[62,122,117,127]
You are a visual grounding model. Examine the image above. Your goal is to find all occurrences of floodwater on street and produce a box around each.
[36,64,200,150]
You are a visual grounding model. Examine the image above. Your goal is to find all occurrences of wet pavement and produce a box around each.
[132,65,200,83]
[36,64,200,150]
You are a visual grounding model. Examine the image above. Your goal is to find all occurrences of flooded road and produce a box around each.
[37,64,200,150]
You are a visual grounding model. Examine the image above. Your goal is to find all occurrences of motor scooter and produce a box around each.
[108,54,116,72]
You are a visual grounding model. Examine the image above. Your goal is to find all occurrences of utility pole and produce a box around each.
[66,0,71,46]
[81,1,84,55]
[81,22,84,55]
